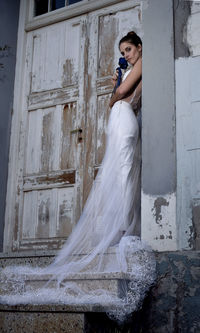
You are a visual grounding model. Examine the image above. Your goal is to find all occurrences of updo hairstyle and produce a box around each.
[119,31,142,48]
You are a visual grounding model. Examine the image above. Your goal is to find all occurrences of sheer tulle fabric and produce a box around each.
[0,72,156,322]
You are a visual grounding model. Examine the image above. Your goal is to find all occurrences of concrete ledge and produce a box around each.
[0,302,108,313]
[0,311,85,333]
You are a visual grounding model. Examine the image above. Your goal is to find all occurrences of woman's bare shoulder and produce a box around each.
[127,58,142,78]
[118,58,142,95]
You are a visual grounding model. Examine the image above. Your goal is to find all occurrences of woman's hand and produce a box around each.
[111,70,119,87]
[109,57,142,109]
[109,99,114,108]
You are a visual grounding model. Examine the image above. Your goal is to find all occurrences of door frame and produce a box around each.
[3,0,141,253]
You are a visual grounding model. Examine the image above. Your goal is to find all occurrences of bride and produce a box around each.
[0,31,156,322]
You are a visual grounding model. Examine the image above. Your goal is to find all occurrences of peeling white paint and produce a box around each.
[186,3,200,56]
[176,56,200,250]
[31,19,80,92]
[141,192,177,251]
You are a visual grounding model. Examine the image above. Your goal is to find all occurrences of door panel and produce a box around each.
[31,21,80,92]
[25,103,78,174]
[21,187,74,249]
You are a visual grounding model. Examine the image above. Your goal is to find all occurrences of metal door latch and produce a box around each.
[70,128,82,134]
[70,128,83,143]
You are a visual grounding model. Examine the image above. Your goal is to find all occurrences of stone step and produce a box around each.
[0,302,128,333]
[24,271,130,298]
[0,271,131,298]
[0,274,130,332]
[0,255,136,301]
[0,249,155,332]
[0,247,152,300]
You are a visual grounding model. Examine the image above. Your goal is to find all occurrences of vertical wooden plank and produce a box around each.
[63,21,80,86]
[41,107,54,172]
[72,16,88,222]
[36,189,57,239]
[46,25,63,89]
[98,14,118,77]
[82,12,98,204]
[54,105,62,171]
[40,106,62,173]
[96,94,110,165]
[60,102,77,170]
[22,191,38,239]
[56,187,74,237]
[31,32,47,92]
[36,190,51,239]
[25,109,42,174]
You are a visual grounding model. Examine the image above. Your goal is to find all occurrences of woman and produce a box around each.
[108,31,142,236]
[0,32,155,322]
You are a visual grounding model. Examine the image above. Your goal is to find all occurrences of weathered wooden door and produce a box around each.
[12,16,88,251]
[5,1,142,252]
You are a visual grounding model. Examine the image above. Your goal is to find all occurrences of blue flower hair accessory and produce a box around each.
[113,57,128,93]
[118,57,128,69]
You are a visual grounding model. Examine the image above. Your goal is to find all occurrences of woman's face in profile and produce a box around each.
[120,42,142,66]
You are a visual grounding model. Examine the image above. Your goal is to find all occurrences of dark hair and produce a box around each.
[119,31,142,48]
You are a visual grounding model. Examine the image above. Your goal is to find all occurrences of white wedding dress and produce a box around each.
[0,69,156,322]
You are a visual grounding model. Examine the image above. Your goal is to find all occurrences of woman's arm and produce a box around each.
[109,57,142,108]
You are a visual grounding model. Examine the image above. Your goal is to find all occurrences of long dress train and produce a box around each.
[0,70,156,322]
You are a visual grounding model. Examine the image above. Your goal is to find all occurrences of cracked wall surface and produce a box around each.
[142,0,200,252]
[142,193,177,251]
[143,251,200,333]
[175,0,200,250]
[141,0,177,251]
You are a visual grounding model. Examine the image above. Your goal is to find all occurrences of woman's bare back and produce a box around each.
[122,79,142,114]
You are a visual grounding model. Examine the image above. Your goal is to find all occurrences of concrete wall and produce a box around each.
[142,0,176,195]
[175,0,200,250]
[0,1,20,251]
[141,0,177,251]
[141,0,200,253]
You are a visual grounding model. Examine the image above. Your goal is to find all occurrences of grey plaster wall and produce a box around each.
[0,0,20,251]
[142,0,176,195]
